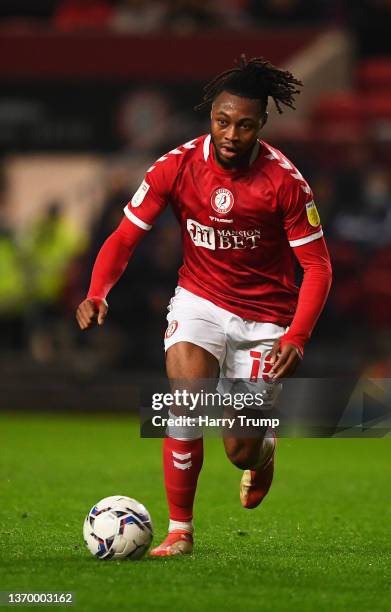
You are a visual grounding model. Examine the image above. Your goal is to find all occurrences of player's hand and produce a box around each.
[76,298,108,330]
[269,339,302,380]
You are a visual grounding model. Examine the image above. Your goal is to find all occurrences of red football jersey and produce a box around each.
[124,134,323,325]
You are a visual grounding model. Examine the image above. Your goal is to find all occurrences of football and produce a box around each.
[83,495,153,560]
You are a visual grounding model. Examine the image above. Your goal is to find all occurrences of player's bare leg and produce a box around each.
[150,341,219,557]
[223,415,276,509]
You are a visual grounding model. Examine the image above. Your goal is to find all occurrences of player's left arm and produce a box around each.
[270,236,332,379]
[271,171,332,379]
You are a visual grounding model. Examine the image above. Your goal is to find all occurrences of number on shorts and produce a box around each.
[249,350,273,383]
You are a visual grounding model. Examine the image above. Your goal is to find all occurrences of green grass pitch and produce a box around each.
[0,413,390,611]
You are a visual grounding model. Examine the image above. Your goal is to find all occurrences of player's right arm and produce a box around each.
[76,156,175,330]
[76,217,145,329]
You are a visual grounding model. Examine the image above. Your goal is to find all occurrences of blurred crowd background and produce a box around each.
[0,0,390,45]
[0,0,390,408]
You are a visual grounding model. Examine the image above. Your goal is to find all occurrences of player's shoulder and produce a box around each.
[151,134,206,173]
[259,139,309,193]
[143,134,206,194]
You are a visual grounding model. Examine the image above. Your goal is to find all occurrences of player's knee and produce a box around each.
[225,440,259,470]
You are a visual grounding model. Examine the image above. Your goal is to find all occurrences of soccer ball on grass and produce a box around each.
[83,495,153,560]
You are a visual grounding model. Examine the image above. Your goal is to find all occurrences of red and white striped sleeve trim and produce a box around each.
[289,228,323,247]
[123,205,152,231]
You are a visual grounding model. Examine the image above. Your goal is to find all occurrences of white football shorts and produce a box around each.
[164,286,286,407]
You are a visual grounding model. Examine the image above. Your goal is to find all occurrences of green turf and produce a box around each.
[0,414,390,612]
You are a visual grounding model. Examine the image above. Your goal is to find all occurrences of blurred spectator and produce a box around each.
[0,167,25,349]
[333,142,373,212]
[0,224,25,318]
[53,0,113,31]
[27,201,85,305]
[332,166,391,248]
[24,201,86,362]
[111,0,168,33]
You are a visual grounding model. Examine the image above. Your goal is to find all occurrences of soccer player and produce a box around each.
[76,56,332,556]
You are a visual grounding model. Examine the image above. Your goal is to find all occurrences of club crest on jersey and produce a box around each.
[165,320,178,339]
[210,188,234,215]
[306,201,321,227]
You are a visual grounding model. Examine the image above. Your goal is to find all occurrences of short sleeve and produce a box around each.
[123,156,175,231]
[279,174,323,247]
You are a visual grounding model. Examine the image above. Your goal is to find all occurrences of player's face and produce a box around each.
[211,92,267,168]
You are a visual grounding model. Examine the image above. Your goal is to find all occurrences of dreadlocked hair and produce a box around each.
[195,55,303,114]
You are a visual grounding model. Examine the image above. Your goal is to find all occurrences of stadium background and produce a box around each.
[1,3,390,611]
[0,0,391,409]
[0,1,390,406]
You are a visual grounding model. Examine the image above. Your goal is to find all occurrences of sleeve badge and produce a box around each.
[306,201,321,227]
[132,180,150,207]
